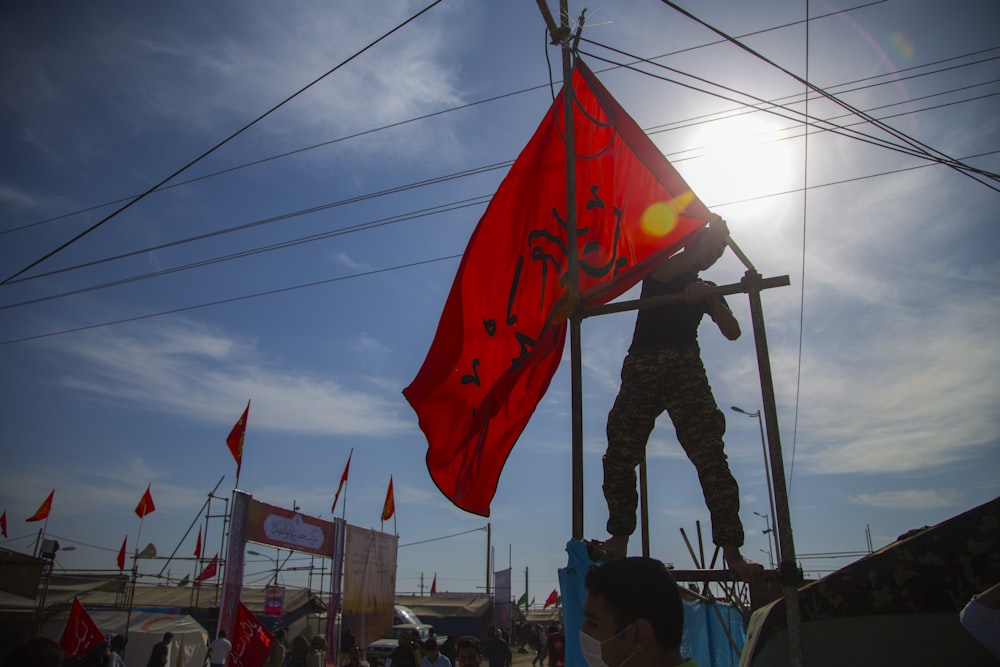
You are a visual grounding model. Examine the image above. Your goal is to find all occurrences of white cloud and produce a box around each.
[50,317,409,437]
[852,489,961,510]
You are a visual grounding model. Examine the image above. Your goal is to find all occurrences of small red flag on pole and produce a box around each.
[194,525,203,560]
[117,536,127,571]
[543,588,559,609]
[430,574,437,595]
[0,510,6,538]
[381,477,395,521]
[26,490,54,522]
[195,553,219,582]
[227,400,250,479]
[134,484,156,518]
[331,449,353,514]
[60,597,104,658]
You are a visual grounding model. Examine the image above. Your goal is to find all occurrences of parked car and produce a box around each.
[367,624,443,667]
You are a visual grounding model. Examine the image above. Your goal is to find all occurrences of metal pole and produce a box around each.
[745,270,804,667]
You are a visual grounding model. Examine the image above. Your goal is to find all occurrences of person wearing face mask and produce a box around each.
[580,557,693,667]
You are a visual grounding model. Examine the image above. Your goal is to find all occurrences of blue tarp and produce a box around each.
[558,539,745,667]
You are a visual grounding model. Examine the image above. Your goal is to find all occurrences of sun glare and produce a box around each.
[683,114,800,212]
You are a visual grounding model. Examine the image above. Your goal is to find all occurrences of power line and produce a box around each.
[0,0,446,286]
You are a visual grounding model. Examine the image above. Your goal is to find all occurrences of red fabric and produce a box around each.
[0,510,6,538]
[229,600,275,667]
[26,490,54,522]
[331,449,352,513]
[135,484,156,518]
[227,401,250,477]
[543,589,559,609]
[430,574,436,595]
[194,526,203,559]
[60,597,103,658]
[403,60,710,516]
[381,477,395,521]
[195,553,218,582]
[117,536,127,571]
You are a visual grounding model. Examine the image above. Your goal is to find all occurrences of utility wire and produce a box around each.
[656,0,1000,190]
[0,0,897,238]
[4,69,995,297]
[5,148,997,346]
[0,0,446,286]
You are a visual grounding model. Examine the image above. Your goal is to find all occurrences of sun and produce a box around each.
[681,113,800,211]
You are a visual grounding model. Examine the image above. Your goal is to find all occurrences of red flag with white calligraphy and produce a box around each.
[60,597,103,658]
[403,59,710,515]
[229,600,274,667]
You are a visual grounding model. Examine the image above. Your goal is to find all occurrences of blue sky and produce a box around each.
[1,0,998,604]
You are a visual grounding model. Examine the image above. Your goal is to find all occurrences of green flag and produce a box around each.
[177,574,190,587]
[517,592,527,608]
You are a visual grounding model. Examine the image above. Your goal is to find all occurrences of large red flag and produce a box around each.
[117,536,127,571]
[194,525,203,560]
[331,449,352,514]
[381,477,395,521]
[543,589,559,609]
[26,490,54,522]
[403,60,710,516]
[135,484,156,518]
[60,597,103,658]
[229,600,274,667]
[227,400,250,477]
[195,553,219,582]
[0,510,6,538]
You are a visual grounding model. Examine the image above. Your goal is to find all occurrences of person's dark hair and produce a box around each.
[110,634,128,652]
[162,632,174,642]
[3,637,63,667]
[424,638,439,652]
[584,557,683,650]
[456,636,480,655]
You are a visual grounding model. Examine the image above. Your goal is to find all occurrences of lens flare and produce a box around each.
[640,192,695,237]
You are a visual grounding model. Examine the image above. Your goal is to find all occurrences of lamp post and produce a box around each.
[754,512,775,568]
[248,550,279,586]
[731,405,780,563]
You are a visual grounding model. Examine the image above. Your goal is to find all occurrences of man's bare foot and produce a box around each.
[722,545,765,581]
[587,535,628,562]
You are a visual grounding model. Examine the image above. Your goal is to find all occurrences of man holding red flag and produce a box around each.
[594,219,762,580]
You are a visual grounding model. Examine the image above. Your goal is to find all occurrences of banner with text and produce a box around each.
[342,525,398,653]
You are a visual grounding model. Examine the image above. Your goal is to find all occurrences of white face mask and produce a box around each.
[579,624,635,667]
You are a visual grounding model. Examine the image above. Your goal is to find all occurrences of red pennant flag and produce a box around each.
[230,600,274,667]
[227,400,250,477]
[331,449,353,514]
[403,60,710,516]
[195,553,219,582]
[381,477,395,521]
[430,574,436,595]
[194,526,203,560]
[134,484,156,518]
[543,588,559,609]
[60,597,104,658]
[26,490,54,522]
[117,536,127,571]
[0,510,7,538]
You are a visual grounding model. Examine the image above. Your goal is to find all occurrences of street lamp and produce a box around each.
[248,550,279,586]
[731,405,780,563]
[753,512,775,568]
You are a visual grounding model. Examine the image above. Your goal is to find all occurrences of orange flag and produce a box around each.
[403,59,710,516]
[227,401,250,477]
[195,553,219,582]
[331,449,352,514]
[26,490,54,522]
[117,536,127,571]
[60,597,103,658]
[381,477,395,521]
[134,484,156,518]
[194,525,203,560]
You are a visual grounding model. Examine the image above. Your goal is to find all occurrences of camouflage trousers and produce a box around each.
[603,346,744,547]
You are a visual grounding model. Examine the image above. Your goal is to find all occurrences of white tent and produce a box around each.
[44,609,208,667]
